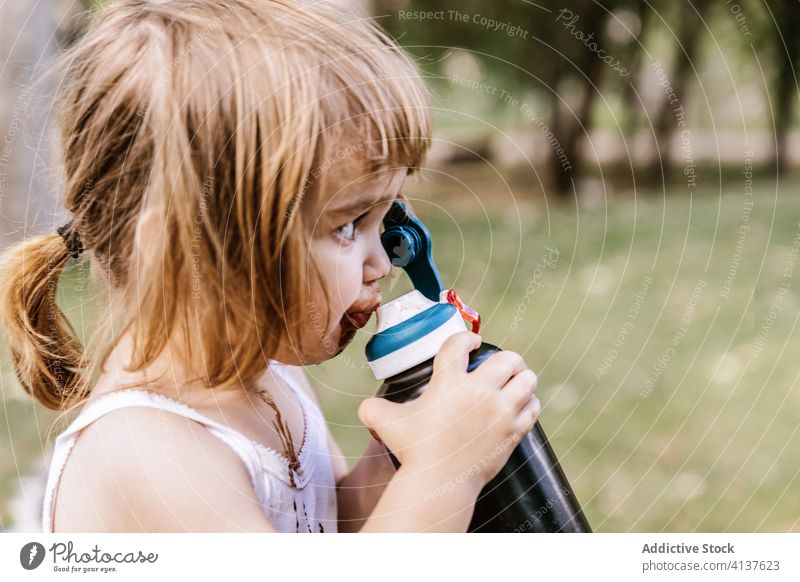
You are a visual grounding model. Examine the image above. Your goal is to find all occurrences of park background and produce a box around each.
[1,0,798,531]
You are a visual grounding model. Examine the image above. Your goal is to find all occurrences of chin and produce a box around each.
[299,331,351,364]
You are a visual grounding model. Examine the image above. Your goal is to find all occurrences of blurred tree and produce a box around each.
[612,0,650,135]
[643,0,712,187]
[375,0,636,199]
[546,0,613,197]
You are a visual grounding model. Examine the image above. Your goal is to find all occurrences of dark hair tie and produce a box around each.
[56,221,84,259]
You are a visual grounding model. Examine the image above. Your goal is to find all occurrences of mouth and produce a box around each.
[342,302,380,329]
[342,297,381,330]
[343,312,372,329]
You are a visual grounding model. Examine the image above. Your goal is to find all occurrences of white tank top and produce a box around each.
[41,362,338,533]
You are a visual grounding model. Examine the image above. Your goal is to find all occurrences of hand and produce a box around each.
[358,331,540,490]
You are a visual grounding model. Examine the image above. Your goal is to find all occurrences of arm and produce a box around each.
[357,463,482,532]
[65,406,279,532]
[325,421,481,532]
[334,434,396,532]
[328,415,483,532]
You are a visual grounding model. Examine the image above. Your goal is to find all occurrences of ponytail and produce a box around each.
[0,233,86,410]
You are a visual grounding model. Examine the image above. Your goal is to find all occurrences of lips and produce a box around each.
[343,312,372,329]
[342,296,382,330]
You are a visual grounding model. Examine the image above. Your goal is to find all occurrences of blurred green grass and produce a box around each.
[2,168,799,531]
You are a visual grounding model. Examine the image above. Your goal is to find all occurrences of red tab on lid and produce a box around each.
[446,289,481,333]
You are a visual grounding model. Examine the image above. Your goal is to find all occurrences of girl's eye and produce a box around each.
[332,205,385,243]
[333,220,357,242]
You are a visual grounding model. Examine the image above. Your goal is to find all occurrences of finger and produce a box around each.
[515,396,541,435]
[431,331,481,379]
[357,397,399,432]
[503,369,538,412]
[472,350,526,388]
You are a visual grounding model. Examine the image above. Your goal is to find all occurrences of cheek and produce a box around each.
[309,240,362,315]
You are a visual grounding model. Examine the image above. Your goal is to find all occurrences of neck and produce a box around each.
[92,331,241,406]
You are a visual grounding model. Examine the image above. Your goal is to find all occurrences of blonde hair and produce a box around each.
[0,0,431,416]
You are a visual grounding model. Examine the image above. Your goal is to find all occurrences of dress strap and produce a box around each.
[267,362,315,412]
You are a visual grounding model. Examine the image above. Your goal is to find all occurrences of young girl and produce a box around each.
[0,0,540,533]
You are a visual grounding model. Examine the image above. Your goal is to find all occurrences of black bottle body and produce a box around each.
[376,342,592,533]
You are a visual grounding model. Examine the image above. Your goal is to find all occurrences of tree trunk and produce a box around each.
[548,2,607,199]
[643,2,710,187]
[620,2,650,135]
[769,4,800,174]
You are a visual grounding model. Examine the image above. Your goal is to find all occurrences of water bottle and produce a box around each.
[364,201,591,533]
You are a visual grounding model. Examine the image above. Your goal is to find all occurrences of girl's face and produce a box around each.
[274,154,406,365]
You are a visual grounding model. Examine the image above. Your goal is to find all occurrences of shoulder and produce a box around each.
[280,366,349,483]
[57,404,277,532]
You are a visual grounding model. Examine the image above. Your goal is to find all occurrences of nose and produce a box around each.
[364,234,392,284]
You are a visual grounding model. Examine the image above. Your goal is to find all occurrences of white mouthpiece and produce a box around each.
[373,290,437,333]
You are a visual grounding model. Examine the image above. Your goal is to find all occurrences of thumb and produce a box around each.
[431,331,482,380]
[358,396,402,433]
